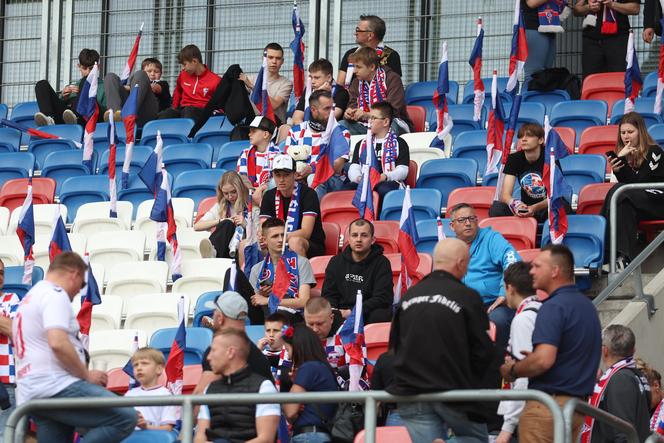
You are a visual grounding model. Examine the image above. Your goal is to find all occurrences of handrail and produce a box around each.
[562,398,640,443]
[4,389,565,443]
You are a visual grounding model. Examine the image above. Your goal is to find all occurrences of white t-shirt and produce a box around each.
[12,280,86,404]
[125,385,179,429]
[198,379,280,421]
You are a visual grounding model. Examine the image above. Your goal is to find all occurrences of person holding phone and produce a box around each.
[601,112,664,270]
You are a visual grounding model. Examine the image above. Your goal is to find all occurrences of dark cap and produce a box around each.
[248,116,276,134]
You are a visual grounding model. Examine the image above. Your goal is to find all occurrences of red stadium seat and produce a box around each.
[479,216,537,250]
[321,190,379,234]
[518,248,541,262]
[309,255,334,289]
[322,221,341,255]
[581,72,624,117]
[406,160,417,189]
[639,220,664,242]
[386,252,433,286]
[354,426,413,443]
[0,177,56,212]
[578,125,618,155]
[406,105,427,132]
[576,182,614,215]
[364,322,391,361]
[195,196,217,223]
[106,367,130,395]
[183,364,202,394]
[447,186,496,221]
[553,127,576,153]
[342,220,400,254]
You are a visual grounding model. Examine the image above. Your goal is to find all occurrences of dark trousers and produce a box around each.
[581,34,629,79]
[209,220,237,259]
[158,106,207,123]
[35,80,78,124]
[104,71,159,126]
[488,200,572,224]
[332,305,391,325]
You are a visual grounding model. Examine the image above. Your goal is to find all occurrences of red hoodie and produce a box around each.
[172,65,221,108]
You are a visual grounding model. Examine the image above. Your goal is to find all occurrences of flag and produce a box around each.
[504,95,522,154]
[395,187,420,307]
[468,17,485,121]
[486,71,507,177]
[302,76,313,122]
[0,119,82,148]
[437,216,446,241]
[543,128,572,244]
[243,194,261,278]
[122,332,141,389]
[121,84,139,189]
[268,221,292,314]
[76,63,100,171]
[138,131,164,195]
[290,1,305,104]
[656,16,664,114]
[277,415,290,443]
[150,169,182,281]
[49,205,71,262]
[506,0,528,94]
[16,177,34,285]
[430,41,453,150]
[250,52,276,124]
[352,130,381,220]
[337,290,367,392]
[224,259,238,292]
[76,254,101,351]
[120,23,144,85]
[624,31,642,114]
[311,107,340,189]
[345,62,355,88]
[108,111,118,218]
[165,296,186,396]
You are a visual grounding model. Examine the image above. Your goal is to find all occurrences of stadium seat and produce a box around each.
[106,367,131,395]
[517,248,541,263]
[643,71,658,98]
[84,294,123,332]
[385,253,433,287]
[505,101,546,131]
[581,72,625,112]
[650,123,664,146]
[479,216,538,250]
[162,143,214,179]
[321,190,379,233]
[98,145,152,175]
[105,261,170,304]
[559,154,606,197]
[380,188,442,221]
[610,98,662,127]
[125,294,190,338]
[406,160,417,188]
[117,173,172,218]
[462,77,514,103]
[7,203,68,238]
[89,329,148,370]
[172,169,227,209]
[416,158,477,209]
[342,220,400,253]
[172,258,232,310]
[27,124,83,169]
[3,265,43,298]
[71,201,133,235]
[578,125,618,156]
[364,322,390,361]
[0,152,34,191]
[541,215,606,269]
[245,325,265,345]
[140,118,194,148]
[192,291,223,327]
[399,131,439,151]
[41,150,95,195]
[162,228,210,262]
[59,175,111,222]
[405,80,459,105]
[549,100,608,145]
[135,197,194,236]
[0,207,8,235]
[553,127,576,153]
[193,116,236,160]
[94,121,129,145]
[33,232,86,272]
[322,221,340,255]
[195,196,218,223]
[87,230,146,269]
[415,218,455,255]
[309,255,333,289]
[0,235,23,265]
[446,104,486,139]
[0,127,22,152]
[354,426,412,443]
[451,130,487,176]
[639,220,664,242]
[407,147,446,175]
[0,176,55,213]
[149,327,213,365]
[406,105,427,132]
[576,182,614,215]
[9,101,39,127]
[121,430,177,443]
[521,89,571,116]
[215,141,247,171]
[447,186,496,221]
[183,364,203,394]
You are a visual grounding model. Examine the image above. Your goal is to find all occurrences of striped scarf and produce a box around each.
[360,130,398,173]
[601,4,618,35]
[274,182,301,232]
[651,399,664,434]
[358,67,387,112]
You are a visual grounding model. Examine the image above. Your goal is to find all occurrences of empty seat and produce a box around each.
[650,123,664,147]
[553,127,576,153]
[559,154,606,197]
[89,329,148,370]
[162,143,214,179]
[354,426,412,443]
[541,215,606,269]
[98,145,152,175]
[576,182,614,215]
[321,190,379,233]
[479,216,538,250]
[415,218,455,255]
[134,198,194,238]
[309,255,333,289]
[0,127,22,153]
[505,101,546,132]
[0,177,56,214]
[71,201,134,235]
[245,325,265,345]
[581,72,625,111]
[446,186,496,221]
[141,118,194,148]
[33,232,86,272]
[172,169,227,209]
[446,104,486,139]
[550,101,608,145]
[216,141,248,171]
[117,173,172,218]
[462,76,514,103]
[195,196,217,223]
[385,253,434,287]
[416,158,477,209]
[87,230,146,269]
[0,236,23,265]
[322,221,340,256]
[149,326,213,365]
[27,124,83,169]
[105,261,170,303]
[10,101,39,127]
[451,130,487,176]
[642,71,658,97]
[41,150,94,195]
[364,322,391,361]
[193,116,236,160]
[192,291,223,327]
[159,227,211,262]
[610,98,662,127]
[125,294,190,338]
[578,125,619,156]
[406,105,427,132]
[399,132,439,151]
[521,89,571,116]
[405,80,458,105]
[380,188,442,221]
[172,258,232,309]
[0,207,8,235]
[407,146,446,174]
[87,294,123,332]
[59,175,111,223]
[0,152,35,191]
[2,265,43,298]
[8,203,68,238]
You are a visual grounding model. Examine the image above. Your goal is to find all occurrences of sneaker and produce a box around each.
[34,112,54,126]
[62,109,78,124]
[615,256,631,272]
[113,110,122,122]
[199,238,217,258]
[103,109,111,122]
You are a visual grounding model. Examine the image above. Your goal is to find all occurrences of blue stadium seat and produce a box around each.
[141,118,194,148]
[483,172,521,198]
[650,123,664,146]
[0,127,22,152]
[521,89,570,116]
[59,175,111,222]
[380,188,442,221]
[559,154,606,197]
[415,218,455,255]
[541,215,606,269]
[610,98,662,126]
[162,143,214,180]
[10,101,39,127]
[27,125,84,170]
[117,172,173,218]
[3,265,44,298]
[93,121,129,156]
[41,150,95,196]
[192,291,223,327]
[462,77,515,104]
[172,169,227,209]
[0,104,8,120]
[642,71,658,98]
[149,327,213,365]
[452,130,487,175]
[0,152,35,190]
[549,100,608,145]
[437,104,486,136]
[405,80,459,105]
[216,141,247,171]
[416,158,478,209]
[246,325,266,345]
[193,116,236,160]
[121,430,177,443]
[98,145,152,175]
[505,101,546,130]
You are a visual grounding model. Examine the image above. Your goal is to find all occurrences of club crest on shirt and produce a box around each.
[520,173,546,200]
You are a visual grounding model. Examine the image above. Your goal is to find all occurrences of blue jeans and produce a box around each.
[32,380,137,443]
[0,385,15,440]
[523,30,556,91]
[315,175,349,201]
[488,304,516,350]
[385,409,404,427]
[292,431,331,442]
[399,401,488,443]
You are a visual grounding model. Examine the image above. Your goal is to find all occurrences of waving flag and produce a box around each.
[120,23,144,85]
[624,31,642,114]
[352,130,381,220]
[543,126,572,244]
[395,187,420,307]
[437,216,446,241]
[303,76,313,122]
[311,107,342,189]
[150,168,182,281]
[76,63,99,171]
[506,0,528,94]
[138,131,164,195]
[121,84,139,189]
[290,1,305,104]
[268,221,292,314]
[122,332,141,389]
[49,205,71,262]
[337,290,367,392]
[496,95,522,199]
[656,15,664,114]
[469,17,485,121]
[486,71,507,177]
[108,111,118,218]
[250,52,276,124]
[165,296,186,397]
[16,177,34,285]
[244,193,261,278]
[277,415,290,443]
[431,41,453,150]
[0,119,82,148]
[76,254,101,350]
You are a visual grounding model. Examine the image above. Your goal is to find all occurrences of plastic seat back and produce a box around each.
[141,118,194,147]
[41,150,94,195]
[447,186,496,221]
[98,145,152,175]
[559,154,606,197]
[451,130,488,175]
[462,77,512,103]
[216,141,247,170]
[364,322,391,361]
[553,127,576,153]
[193,116,235,160]
[406,105,427,132]
[479,216,537,250]
[322,221,340,255]
[321,190,379,233]
[380,188,442,221]
[581,72,625,109]
[0,127,22,152]
[416,158,477,209]
[577,182,614,215]
[10,101,39,128]
[650,123,664,147]
[162,143,214,179]
[642,71,658,97]
[149,327,213,365]
[521,89,571,116]
[550,100,608,145]
[541,215,606,268]
[172,169,227,209]
[59,175,111,222]
[578,125,618,156]
[0,152,35,190]
[309,255,333,289]
[406,80,458,105]
[610,98,662,126]
[415,218,455,255]
[446,104,485,138]
[192,291,223,327]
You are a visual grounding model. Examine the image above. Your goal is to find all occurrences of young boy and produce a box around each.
[236,116,281,206]
[257,312,289,369]
[124,347,178,432]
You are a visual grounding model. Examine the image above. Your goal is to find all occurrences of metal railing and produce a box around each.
[563,398,640,443]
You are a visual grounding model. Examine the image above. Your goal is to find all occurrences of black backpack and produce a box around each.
[528,67,581,100]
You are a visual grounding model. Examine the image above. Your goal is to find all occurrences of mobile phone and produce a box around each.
[517,206,529,215]
[605,150,617,159]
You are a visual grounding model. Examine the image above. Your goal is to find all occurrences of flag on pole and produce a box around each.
[0,119,82,148]
[311,107,342,189]
[656,14,664,114]
[165,296,186,396]
[436,216,446,241]
[108,111,118,218]
[345,62,355,88]
[121,84,139,189]
[352,130,381,220]
[150,168,182,281]
[268,221,294,314]
[495,95,522,200]
[624,31,642,114]
[506,0,528,94]
[394,186,420,307]
[76,63,100,171]
[469,17,485,121]
[290,1,306,104]
[431,41,453,150]
[277,415,291,443]
[76,254,101,351]
[243,192,261,278]
[49,205,71,262]
[485,71,507,177]
[250,52,276,124]
[138,131,164,195]
[16,177,34,285]
[543,126,572,244]
[122,332,141,389]
[337,290,367,392]
[120,23,144,85]
[302,76,313,122]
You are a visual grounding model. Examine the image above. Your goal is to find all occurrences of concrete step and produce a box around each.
[597,299,631,327]
[587,273,658,299]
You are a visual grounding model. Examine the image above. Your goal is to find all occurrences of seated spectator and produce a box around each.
[257,312,289,370]
[158,44,220,124]
[284,90,351,199]
[322,218,393,324]
[104,57,171,124]
[248,217,315,323]
[291,58,350,125]
[601,112,664,270]
[448,203,520,349]
[259,155,326,257]
[34,48,107,126]
[240,42,293,126]
[124,347,177,433]
[343,47,412,135]
[282,324,338,442]
[195,329,280,443]
[643,0,662,43]
[236,116,281,206]
[303,298,345,369]
[637,360,664,433]
[337,15,402,86]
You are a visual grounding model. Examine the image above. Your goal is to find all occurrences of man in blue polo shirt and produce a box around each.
[500,244,601,443]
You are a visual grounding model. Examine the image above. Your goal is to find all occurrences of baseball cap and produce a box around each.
[272,154,296,172]
[203,291,248,321]
[248,116,276,135]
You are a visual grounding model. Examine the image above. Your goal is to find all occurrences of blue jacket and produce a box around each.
[462,227,520,304]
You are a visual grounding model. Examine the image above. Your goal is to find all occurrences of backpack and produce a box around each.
[528,67,581,100]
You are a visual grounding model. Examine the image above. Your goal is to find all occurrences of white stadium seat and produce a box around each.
[105,261,169,310]
[172,258,232,312]
[0,207,9,235]
[0,235,23,265]
[408,147,447,176]
[400,131,449,154]
[135,197,194,227]
[33,233,88,272]
[124,293,189,338]
[89,329,148,370]
[72,294,123,331]
[146,228,209,263]
[8,204,68,238]
[71,201,133,235]
[87,230,145,269]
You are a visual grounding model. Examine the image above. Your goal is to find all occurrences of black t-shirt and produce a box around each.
[154,80,172,112]
[296,87,350,113]
[340,46,402,78]
[202,341,273,380]
[582,0,639,39]
[351,137,410,173]
[522,0,540,30]
[503,148,547,206]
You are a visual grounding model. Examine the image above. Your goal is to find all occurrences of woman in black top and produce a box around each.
[601,112,664,269]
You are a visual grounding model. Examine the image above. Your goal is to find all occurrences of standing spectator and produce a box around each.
[601,112,664,270]
[499,245,601,443]
[337,15,402,86]
[581,325,651,443]
[388,238,494,443]
[0,258,20,440]
[643,0,663,43]
[573,0,640,79]
[12,252,136,443]
[371,341,402,427]
[292,58,350,124]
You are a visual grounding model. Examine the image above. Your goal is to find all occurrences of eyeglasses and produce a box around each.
[368,116,387,121]
[355,27,372,33]
[452,216,478,224]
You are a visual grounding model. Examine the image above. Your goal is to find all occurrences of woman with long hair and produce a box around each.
[601,112,664,269]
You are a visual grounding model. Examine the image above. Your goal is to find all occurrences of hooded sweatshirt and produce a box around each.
[321,244,393,315]
[172,65,221,109]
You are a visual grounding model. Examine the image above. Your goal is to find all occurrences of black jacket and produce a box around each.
[322,244,393,315]
[644,0,663,36]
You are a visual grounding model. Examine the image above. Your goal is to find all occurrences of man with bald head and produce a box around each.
[388,238,495,443]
